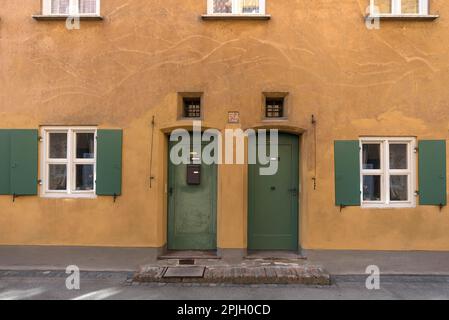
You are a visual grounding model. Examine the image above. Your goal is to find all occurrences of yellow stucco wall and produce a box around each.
[1,0,449,250]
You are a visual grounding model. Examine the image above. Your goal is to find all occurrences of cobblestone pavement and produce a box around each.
[0,271,449,300]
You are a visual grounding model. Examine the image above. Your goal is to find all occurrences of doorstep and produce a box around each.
[245,251,306,260]
[134,265,330,285]
[134,258,330,285]
[158,250,221,260]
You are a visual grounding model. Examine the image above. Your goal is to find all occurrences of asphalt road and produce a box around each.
[0,271,448,300]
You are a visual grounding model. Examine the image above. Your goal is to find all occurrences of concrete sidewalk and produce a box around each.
[1,246,449,276]
[0,246,156,272]
[304,250,449,275]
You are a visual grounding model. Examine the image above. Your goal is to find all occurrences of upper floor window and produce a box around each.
[207,0,266,15]
[370,0,429,16]
[42,0,100,16]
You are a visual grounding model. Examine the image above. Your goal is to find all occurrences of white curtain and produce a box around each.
[213,0,232,13]
[79,0,97,14]
[240,0,260,13]
[401,0,419,14]
[51,0,70,14]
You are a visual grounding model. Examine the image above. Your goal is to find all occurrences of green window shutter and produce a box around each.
[0,130,12,195]
[334,140,361,206]
[419,140,447,206]
[11,130,38,195]
[0,129,38,196]
[96,130,123,196]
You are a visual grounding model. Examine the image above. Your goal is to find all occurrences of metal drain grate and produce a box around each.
[163,266,205,278]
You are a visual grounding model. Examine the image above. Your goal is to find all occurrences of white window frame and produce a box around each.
[207,0,266,15]
[41,127,97,199]
[360,137,416,208]
[370,0,429,16]
[42,0,101,16]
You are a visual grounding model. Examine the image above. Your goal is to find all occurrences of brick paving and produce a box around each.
[134,259,330,285]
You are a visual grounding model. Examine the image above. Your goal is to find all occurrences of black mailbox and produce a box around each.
[187,164,201,185]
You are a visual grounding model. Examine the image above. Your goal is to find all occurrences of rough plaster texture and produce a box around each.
[1,1,449,250]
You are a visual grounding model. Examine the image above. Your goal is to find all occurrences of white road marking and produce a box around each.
[72,288,121,300]
[0,288,45,300]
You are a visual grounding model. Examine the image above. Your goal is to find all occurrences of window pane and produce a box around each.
[363,175,382,201]
[402,0,419,14]
[373,0,392,13]
[362,144,381,170]
[240,0,260,13]
[76,164,94,191]
[389,144,407,169]
[76,133,95,159]
[79,0,97,14]
[51,0,70,14]
[183,98,201,118]
[390,175,408,201]
[49,164,67,190]
[266,98,284,118]
[49,133,67,159]
[213,0,232,13]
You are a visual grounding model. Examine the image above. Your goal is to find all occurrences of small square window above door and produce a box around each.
[183,98,202,118]
[263,93,288,120]
[178,93,203,120]
[265,98,284,118]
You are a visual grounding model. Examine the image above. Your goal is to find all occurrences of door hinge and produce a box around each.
[414,147,419,153]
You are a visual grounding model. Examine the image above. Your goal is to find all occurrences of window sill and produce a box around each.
[201,14,271,20]
[362,203,416,209]
[39,192,98,200]
[262,118,289,122]
[178,117,203,121]
[366,14,439,21]
[32,15,104,21]
[41,193,97,199]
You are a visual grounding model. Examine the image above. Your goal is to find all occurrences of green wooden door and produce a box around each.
[168,137,217,250]
[248,133,299,251]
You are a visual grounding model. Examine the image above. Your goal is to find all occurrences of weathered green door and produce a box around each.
[248,133,299,250]
[168,136,217,250]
